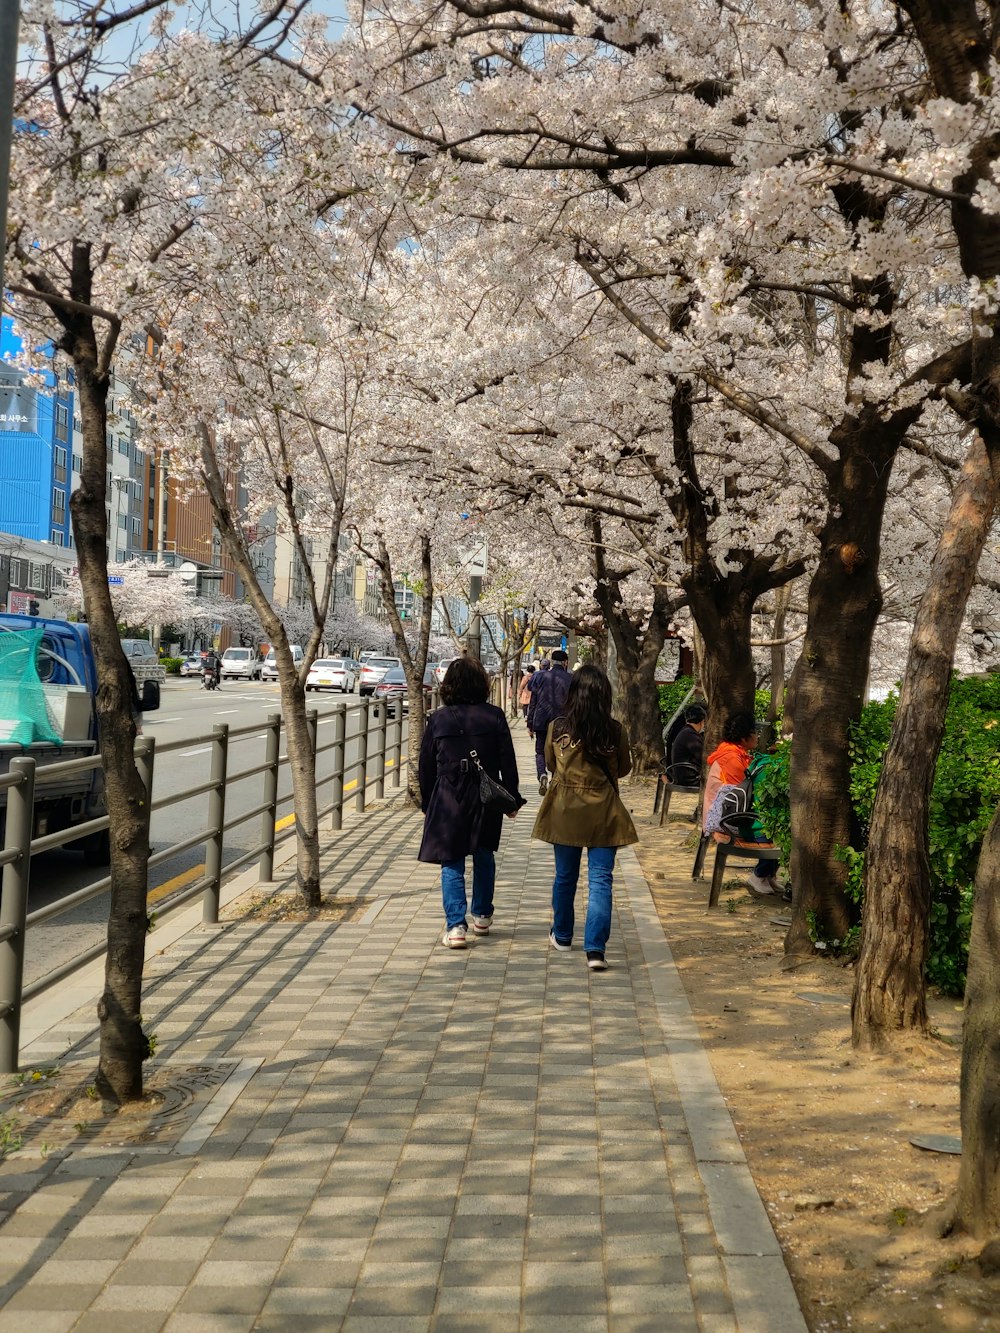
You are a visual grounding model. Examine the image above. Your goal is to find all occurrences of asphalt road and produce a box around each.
[23,677,407,989]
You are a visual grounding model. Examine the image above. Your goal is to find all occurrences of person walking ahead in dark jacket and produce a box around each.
[418,657,522,950]
[526,649,571,793]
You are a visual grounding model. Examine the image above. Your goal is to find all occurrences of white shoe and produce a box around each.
[746,873,776,897]
[443,924,468,948]
[549,930,572,952]
[471,914,493,935]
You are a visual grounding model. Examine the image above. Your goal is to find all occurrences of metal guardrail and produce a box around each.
[0,692,426,1072]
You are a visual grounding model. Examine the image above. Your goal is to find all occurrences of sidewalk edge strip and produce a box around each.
[620,845,808,1333]
[173,1056,264,1156]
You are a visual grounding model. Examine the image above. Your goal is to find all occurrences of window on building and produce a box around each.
[116,547,126,562]
[118,512,127,529]
[55,403,69,442]
[133,480,143,502]
[118,438,129,457]
[9,558,22,588]
[50,530,64,546]
[52,486,65,511]
[54,446,67,482]
[72,453,82,473]
[131,517,140,536]
[28,563,46,592]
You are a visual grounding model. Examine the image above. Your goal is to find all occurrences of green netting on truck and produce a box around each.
[0,628,63,746]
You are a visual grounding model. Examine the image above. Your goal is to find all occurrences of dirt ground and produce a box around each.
[628,779,1000,1333]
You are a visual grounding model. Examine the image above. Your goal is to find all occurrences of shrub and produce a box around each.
[162,657,184,674]
[753,675,1000,994]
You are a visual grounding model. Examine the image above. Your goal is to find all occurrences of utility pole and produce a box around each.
[466,571,482,661]
[0,0,21,303]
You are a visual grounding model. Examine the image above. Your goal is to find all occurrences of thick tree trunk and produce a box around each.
[853,436,995,1049]
[786,416,898,958]
[615,654,667,771]
[687,589,757,754]
[73,346,151,1104]
[953,803,1000,1238]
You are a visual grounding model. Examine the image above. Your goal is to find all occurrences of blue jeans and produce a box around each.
[441,849,496,928]
[551,844,616,954]
[749,833,779,879]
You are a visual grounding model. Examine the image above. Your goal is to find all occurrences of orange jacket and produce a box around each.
[705,740,751,785]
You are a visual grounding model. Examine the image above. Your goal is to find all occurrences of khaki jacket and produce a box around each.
[532,722,638,848]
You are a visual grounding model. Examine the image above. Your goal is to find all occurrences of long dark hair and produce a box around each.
[555,664,619,761]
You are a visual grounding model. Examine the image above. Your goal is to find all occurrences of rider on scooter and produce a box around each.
[202,648,221,689]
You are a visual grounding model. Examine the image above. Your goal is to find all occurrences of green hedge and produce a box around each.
[751,674,1000,994]
[162,657,184,674]
[657,677,695,727]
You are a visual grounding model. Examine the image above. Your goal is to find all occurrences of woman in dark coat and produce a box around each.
[418,656,522,949]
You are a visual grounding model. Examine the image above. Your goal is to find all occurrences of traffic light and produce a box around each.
[28,600,39,617]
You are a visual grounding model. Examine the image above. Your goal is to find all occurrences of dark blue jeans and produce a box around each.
[551,844,616,953]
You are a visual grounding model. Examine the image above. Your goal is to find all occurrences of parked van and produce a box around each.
[261,645,303,681]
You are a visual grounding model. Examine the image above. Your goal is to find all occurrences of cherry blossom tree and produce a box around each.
[56,561,194,631]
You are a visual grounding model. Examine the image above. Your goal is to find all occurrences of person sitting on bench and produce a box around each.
[669,703,707,784]
[703,711,780,896]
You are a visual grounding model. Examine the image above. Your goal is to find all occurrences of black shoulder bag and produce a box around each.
[469,748,523,815]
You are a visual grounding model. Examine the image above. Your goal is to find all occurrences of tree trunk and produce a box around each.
[615,653,667,771]
[279,671,321,908]
[769,582,792,734]
[953,802,1000,1238]
[73,344,151,1104]
[687,586,757,754]
[853,436,995,1048]
[785,415,898,958]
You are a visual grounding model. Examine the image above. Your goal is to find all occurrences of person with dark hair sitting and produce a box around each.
[669,702,707,783]
[703,711,780,896]
[418,656,522,949]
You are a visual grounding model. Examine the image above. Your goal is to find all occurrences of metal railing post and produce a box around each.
[0,758,35,1073]
[203,724,229,924]
[390,701,402,789]
[330,706,346,830]
[259,713,281,881]
[135,734,155,810]
[375,700,388,799]
[355,699,369,813]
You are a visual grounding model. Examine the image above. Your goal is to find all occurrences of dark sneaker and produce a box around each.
[586,952,608,971]
[538,774,549,795]
[549,931,572,952]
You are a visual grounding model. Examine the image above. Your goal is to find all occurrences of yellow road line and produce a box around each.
[146,764,400,905]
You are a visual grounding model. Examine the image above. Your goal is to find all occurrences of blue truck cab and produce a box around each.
[0,613,160,865]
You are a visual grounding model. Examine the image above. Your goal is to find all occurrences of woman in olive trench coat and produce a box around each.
[532,664,637,970]
[419,657,522,949]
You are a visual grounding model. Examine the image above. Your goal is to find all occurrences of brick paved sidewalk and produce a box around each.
[0,725,805,1332]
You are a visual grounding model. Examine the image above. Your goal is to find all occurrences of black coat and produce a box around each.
[418,703,521,863]
[670,723,704,782]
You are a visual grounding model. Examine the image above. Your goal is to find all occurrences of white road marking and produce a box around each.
[215,709,239,715]
[143,717,183,724]
[180,746,212,757]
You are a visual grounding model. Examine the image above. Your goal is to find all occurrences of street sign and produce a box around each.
[108,576,124,585]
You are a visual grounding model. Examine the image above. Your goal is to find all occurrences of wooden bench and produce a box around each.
[652,761,701,827]
[692,814,782,909]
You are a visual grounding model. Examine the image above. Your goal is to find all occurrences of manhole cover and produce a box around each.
[795,991,851,1007]
[910,1134,961,1155]
[0,1060,244,1152]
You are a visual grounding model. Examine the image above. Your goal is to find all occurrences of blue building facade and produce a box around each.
[0,316,73,547]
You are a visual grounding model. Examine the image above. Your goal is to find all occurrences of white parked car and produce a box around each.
[359,655,401,696]
[261,645,304,681]
[305,657,356,693]
[220,647,262,681]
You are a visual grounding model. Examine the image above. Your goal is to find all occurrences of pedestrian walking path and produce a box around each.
[0,726,805,1332]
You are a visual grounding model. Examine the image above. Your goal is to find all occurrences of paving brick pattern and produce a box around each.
[0,727,805,1332]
